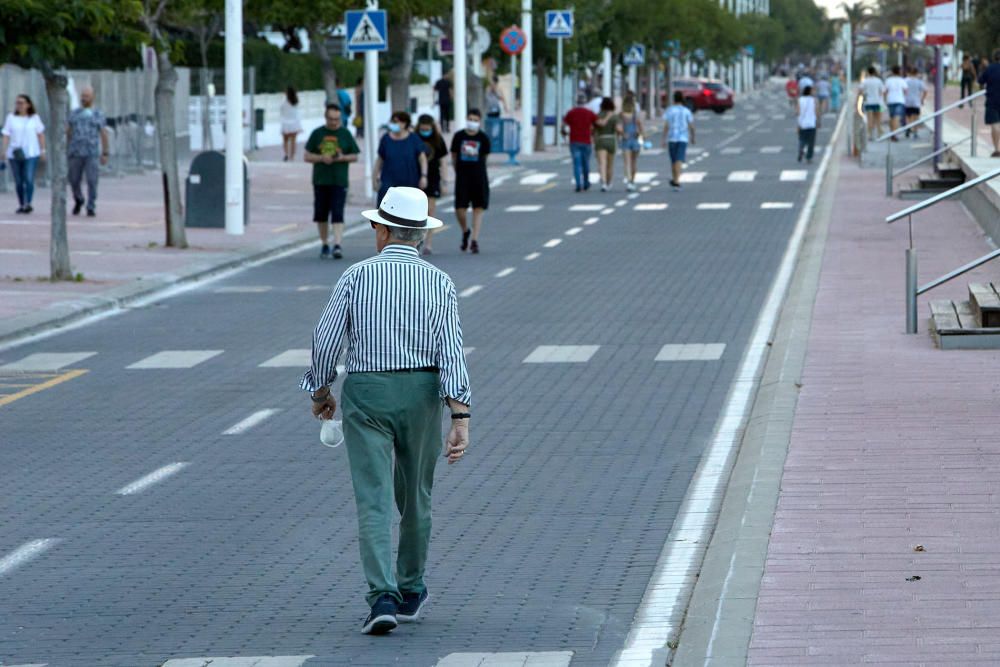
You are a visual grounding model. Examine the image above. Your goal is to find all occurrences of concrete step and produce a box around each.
[929,299,1000,349]
[969,282,1000,327]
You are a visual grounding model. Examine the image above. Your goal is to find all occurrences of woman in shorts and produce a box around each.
[416,114,448,255]
[593,97,622,192]
[618,93,644,192]
[280,87,302,161]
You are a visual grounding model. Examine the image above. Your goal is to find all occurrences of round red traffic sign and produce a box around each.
[499,25,527,56]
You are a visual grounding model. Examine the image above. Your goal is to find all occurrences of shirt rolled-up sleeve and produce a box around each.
[300,270,352,392]
[436,279,472,405]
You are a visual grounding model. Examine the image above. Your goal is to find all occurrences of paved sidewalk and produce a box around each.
[746,133,1000,663]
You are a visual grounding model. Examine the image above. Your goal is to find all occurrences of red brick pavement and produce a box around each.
[748,151,1000,665]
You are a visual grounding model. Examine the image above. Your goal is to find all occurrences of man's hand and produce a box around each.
[444,420,469,464]
[100,154,109,166]
[322,154,334,164]
[310,392,337,420]
[419,175,428,190]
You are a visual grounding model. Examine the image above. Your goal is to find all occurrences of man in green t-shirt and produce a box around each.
[305,104,360,259]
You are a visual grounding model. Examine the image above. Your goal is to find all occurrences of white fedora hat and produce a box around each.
[362,187,443,230]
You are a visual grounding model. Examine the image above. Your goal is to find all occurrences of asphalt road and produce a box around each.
[0,91,833,667]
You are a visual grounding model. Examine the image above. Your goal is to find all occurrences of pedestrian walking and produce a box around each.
[67,86,109,217]
[978,49,1000,157]
[860,67,885,140]
[903,68,927,138]
[785,77,799,111]
[593,97,621,192]
[619,93,644,192]
[302,185,470,636]
[816,75,831,116]
[960,55,976,105]
[373,111,428,206]
[883,65,908,141]
[799,70,815,91]
[830,74,843,112]
[353,77,365,139]
[280,86,303,162]
[304,104,360,260]
[451,108,490,254]
[661,91,694,190]
[435,72,453,133]
[485,76,507,119]
[562,93,598,192]
[336,88,353,128]
[416,114,448,255]
[796,85,818,164]
[1,94,46,214]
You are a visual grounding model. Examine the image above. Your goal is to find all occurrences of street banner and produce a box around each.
[924,0,956,46]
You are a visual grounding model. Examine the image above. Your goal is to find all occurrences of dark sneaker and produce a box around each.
[361,594,398,635]
[332,244,343,259]
[320,244,331,259]
[470,240,479,254]
[461,229,471,252]
[397,590,429,622]
[72,199,83,215]
[86,209,96,217]
[15,206,25,214]
[23,205,32,213]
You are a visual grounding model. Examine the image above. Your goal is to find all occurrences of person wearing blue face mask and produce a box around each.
[373,111,428,206]
[415,114,448,255]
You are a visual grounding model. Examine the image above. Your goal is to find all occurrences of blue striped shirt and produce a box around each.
[300,244,471,405]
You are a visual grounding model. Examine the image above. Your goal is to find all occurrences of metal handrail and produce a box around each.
[874,89,984,143]
[884,164,1000,333]
[892,137,968,179]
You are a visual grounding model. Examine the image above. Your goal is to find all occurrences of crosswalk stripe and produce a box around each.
[161,657,314,667]
[0,352,96,371]
[459,285,483,298]
[0,539,60,577]
[259,350,310,367]
[633,172,658,184]
[679,172,705,183]
[760,146,783,153]
[519,172,557,185]
[635,203,668,211]
[115,462,189,495]
[543,239,562,248]
[655,343,726,361]
[780,169,808,181]
[569,204,603,211]
[583,217,599,225]
[720,147,743,155]
[696,203,731,210]
[727,170,757,182]
[223,409,281,435]
[495,267,516,278]
[761,202,794,209]
[525,252,541,261]
[506,204,543,212]
[523,345,599,363]
[127,350,223,369]
[565,227,582,236]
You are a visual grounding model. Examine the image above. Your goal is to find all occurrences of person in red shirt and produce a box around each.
[562,94,598,192]
[785,78,799,111]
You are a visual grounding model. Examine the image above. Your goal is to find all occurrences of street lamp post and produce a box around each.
[454,0,468,128]
[363,1,380,203]
[521,0,533,154]
[224,0,244,235]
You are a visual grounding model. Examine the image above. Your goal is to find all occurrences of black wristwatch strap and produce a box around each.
[450,412,471,420]
[311,390,331,403]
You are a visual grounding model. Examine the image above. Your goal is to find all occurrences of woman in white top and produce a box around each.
[796,85,818,164]
[1,94,46,213]
[859,66,886,141]
[280,86,303,162]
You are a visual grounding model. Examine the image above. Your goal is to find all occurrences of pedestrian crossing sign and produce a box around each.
[345,9,388,52]
[624,44,645,66]
[545,10,573,38]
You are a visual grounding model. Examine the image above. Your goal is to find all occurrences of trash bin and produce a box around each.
[484,117,521,165]
[185,150,249,228]
[254,108,265,132]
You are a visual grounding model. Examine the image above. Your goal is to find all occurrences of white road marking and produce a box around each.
[640,186,652,193]
[115,462,189,496]
[615,199,628,207]
[259,350,310,367]
[634,172,658,184]
[643,148,665,156]
[524,252,541,261]
[771,113,785,120]
[569,204,604,211]
[490,174,512,187]
[543,239,563,248]
[601,208,615,215]
[635,203,668,211]
[441,206,455,213]
[519,172,557,185]
[295,285,328,292]
[0,352,96,371]
[161,658,314,667]
[697,203,732,210]
[761,201,795,209]
[627,193,640,199]
[679,172,705,183]
[523,345,600,363]
[506,204,543,212]
[727,170,757,182]
[212,286,272,294]
[464,347,475,355]
[583,217,599,225]
[223,409,281,435]
[720,147,743,155]
[760,146,783,153]
[459,285,484,298]
[780,169,808,181]
[655,344,726,361]
[0,539,60,577]
[127,350,223,369]
[436,653,573,667]
[495,267,517,278]
[565,227,583,236]
[651,179,663,186]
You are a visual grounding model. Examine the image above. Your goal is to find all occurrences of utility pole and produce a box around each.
[602,47,612,97]
[454,0,468,127]
[521,0,534,154]
[363,0,380,202]
[224,0,244,235]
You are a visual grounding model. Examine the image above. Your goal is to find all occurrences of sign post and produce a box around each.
[346,6,388,203]
[521,0,533,155]
[500,24,527,141]
[224,0,244,235]
[545,10,573,147]
[624,44,645,95]
[925,0,956,165]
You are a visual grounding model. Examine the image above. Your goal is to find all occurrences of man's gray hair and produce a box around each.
[388,226,428,243]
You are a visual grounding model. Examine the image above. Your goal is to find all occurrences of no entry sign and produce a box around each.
[500,25,527,56]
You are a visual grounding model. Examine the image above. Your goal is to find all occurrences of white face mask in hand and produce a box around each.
[320,418,344,448]
[466,120,480,132]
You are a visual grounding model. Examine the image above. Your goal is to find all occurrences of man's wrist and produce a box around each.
[310,387,331,402]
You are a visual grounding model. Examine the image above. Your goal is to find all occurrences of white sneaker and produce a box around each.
[626,182,637,192]
[600,183,609,192]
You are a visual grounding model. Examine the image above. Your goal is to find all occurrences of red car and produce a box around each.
[668,78,735,114]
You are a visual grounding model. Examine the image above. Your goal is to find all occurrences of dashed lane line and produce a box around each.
[0,538,60,577]
[0,352,96,371]
[761,202,794,209]
[780,169,809,181]
[213,286,272,294]
[727,170,757,182]
[495,267,517,278]
[565,227,583,236]
[223,409,281,435]
[523,345,600,363]
[679,172,705,183]
[760,146,783,153]
[697,203,732,210]
[115,462,189,496]
[720,147,743,155]
[635,203,668,211]
[519,172,557,185]
[436,653,573,667]
[615,199,628,207]
[127,350,224,369]
[583,217,599,225]
[506,205,543,212]
[459,285,484,298]
[543,239,563,248]
[601,208,615,215]
[628,193,640,199]
[655,343,727,361]
[525,252,541,261]
[569,204,604,212]
[161,657,315,667]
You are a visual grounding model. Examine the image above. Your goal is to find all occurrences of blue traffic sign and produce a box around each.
[345,9,388,52]
[624,44,645,66]
[545,10,573,38]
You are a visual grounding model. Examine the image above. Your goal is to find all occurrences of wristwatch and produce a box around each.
[311,389,331,403]
[450,412,471,420]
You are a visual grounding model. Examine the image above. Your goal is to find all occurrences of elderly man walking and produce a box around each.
[301,186,472,636]
[67,86,109,217]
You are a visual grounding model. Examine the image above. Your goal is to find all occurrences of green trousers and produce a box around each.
[341,371,442,607]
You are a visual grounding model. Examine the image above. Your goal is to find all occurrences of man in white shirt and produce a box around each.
[859,67,886,140]
[903,68,928,139]
[883,65,909,141]
[661,91,695,190]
